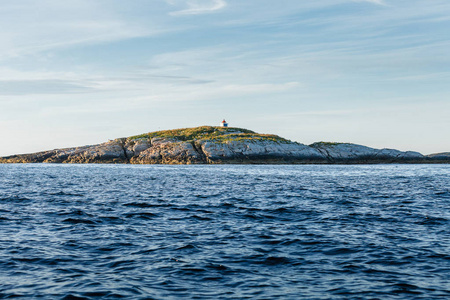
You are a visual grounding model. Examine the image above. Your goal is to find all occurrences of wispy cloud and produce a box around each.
[168,0,227,16]
[0,80,94,95]
[358,0,385,5]
[0,1,160,59]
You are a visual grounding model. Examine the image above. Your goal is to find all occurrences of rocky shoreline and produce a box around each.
[1,127,448,164]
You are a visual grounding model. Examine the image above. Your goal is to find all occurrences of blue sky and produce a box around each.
[1,0,449,156]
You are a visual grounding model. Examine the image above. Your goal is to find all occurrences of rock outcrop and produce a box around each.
[0,126,447,164]
[130,138,204,164]
[197,139,325,163]
[1,139,129,164]
[427,152,450,163]
[310,142,426,163]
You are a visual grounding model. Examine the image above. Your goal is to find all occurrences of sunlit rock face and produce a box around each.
[0,140,128,164]
[0,126,444,164]
[310,143,425,163]
[197,140,326,163]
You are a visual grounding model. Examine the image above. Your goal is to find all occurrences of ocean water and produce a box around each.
[0,164,449,299]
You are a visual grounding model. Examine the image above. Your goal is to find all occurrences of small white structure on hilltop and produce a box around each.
[220,119,228,127]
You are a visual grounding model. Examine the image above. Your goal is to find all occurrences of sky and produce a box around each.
[0,0,449,156]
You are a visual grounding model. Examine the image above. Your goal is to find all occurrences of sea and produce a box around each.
[0,164,449,299]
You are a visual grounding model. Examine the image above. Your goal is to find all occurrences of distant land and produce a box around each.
[1,126,449,164]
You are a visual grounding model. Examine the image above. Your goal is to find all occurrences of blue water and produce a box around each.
[0,164,449,299]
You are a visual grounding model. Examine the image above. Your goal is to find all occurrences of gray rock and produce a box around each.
[132,139,203,164]
[311,143,425,163]
[197,139,326,163]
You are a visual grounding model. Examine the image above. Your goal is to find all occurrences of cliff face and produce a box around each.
[0,126,446,164]
[130,138,204,164]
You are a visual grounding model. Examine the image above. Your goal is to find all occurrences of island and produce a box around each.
[1,126,449,164]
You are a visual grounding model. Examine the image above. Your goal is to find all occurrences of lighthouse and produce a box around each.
[220,119,228,127]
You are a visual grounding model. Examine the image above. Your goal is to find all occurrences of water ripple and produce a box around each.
[0,164,449,299]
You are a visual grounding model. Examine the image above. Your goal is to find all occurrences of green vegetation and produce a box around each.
[207,133,293,144]
[128,126,294,144]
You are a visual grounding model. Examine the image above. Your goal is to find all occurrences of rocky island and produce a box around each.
[0,126,448,164]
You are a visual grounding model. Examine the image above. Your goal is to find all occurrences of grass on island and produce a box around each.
[129,126,294,144]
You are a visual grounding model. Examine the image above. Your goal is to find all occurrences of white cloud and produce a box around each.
[354,0,386,5]
[168,0,227,16]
